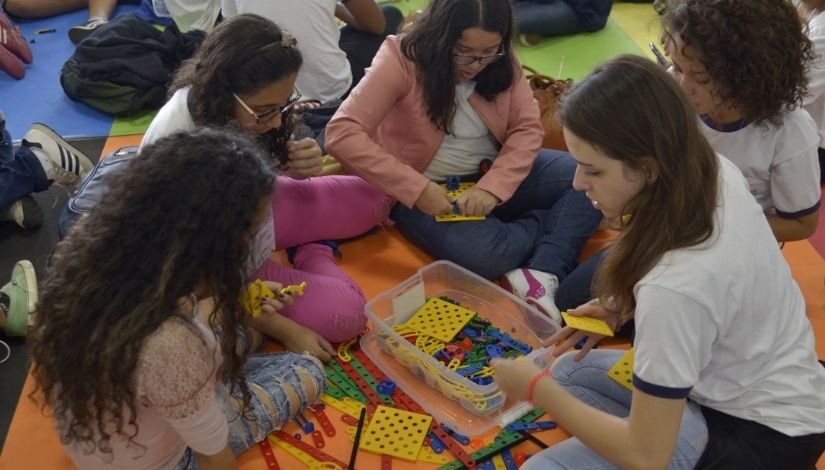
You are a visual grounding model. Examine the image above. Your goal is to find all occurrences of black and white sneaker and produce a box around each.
[22,123,94,186]
[2,195,43,229]
[68,17,107,45]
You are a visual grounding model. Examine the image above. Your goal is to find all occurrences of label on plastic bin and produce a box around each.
[391,281,426,323]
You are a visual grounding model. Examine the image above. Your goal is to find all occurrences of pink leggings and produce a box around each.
[254,175,391,342]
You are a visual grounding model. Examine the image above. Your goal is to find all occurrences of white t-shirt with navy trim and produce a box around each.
[632,155,825,437]
[700,108,821,219]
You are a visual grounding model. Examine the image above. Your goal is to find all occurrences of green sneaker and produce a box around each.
[0,260,37,337]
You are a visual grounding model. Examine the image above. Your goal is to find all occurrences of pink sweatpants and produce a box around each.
[254,175,391,343]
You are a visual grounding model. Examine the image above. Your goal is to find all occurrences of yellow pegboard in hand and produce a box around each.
[607,348,634,391]
[561,311,615,337]
[435,182,487,222]
[360,405,433,461]
[403,297,477,342]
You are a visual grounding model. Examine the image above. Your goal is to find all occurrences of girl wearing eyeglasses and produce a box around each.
[141,14,392,361]
[326,0,603,324]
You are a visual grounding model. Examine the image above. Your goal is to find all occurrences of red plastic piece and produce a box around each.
[258,438,281,469]
[311,430,326,449]
[273,431,348,468]
[341,414,359,426]
[310,404,337,437]
[513,450,527,466]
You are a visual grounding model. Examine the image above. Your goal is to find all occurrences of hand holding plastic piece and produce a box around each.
[549,299,620,362]
[416,181,455,215]
[284,138,324,179]
[454,186,499,216]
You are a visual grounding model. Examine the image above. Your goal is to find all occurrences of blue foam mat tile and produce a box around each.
[0,5,139,139]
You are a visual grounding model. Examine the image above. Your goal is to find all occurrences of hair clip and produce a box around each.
[280,32,297,48]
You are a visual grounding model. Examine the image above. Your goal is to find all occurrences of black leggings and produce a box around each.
[339,5,404,93]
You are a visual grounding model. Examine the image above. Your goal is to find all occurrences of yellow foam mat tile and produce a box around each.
[403,297,477,342]
[360,406,433,461]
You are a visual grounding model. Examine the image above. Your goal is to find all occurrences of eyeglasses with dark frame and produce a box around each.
[453,44,505,65]
[233,88,303,125]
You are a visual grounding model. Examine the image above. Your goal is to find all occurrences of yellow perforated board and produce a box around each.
[346,425,451,464]
[403,297,477,342]
[607,348,634,391]
[359,406,432,461]
[435,182,487,222]
[562,311,615,337]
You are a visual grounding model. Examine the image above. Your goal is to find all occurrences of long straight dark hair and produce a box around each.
[561,55,719,319]
[401,0,515,133]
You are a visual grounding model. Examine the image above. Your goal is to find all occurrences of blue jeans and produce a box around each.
[391,149,603,281]
[556,248,605,311]
[513,0,581,36]
[522,350,708,469]
[0,127,48,213]
[176,352,325,469]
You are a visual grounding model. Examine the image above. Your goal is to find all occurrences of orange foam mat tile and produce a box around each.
[2,184,824,468]
[783,239,825,267]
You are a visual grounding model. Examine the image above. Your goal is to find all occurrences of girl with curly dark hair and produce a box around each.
[142,14,392,359]
[326,0,603,324]
[661,0,821,242]
[32,128,325,469]
[492,54,825,470]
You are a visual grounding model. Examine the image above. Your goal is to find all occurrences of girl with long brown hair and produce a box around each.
[492,55,825,469]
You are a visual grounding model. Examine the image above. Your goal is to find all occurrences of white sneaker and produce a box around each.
[501,268,561,323]
[1,196,43,229]
[22,123,94,186]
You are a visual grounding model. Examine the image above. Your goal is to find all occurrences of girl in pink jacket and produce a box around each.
[326,0,602,323]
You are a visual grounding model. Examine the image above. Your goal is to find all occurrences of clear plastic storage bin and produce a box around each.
[361,260,561,437]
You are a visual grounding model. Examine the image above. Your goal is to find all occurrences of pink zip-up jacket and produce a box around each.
[325,36,544,208]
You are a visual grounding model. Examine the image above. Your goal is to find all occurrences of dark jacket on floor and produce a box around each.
[60,14,205,115]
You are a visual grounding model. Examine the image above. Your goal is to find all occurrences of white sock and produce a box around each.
[30,146,56,181]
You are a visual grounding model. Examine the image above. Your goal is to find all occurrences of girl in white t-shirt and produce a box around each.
[492,55,825,469]
[33,129,325,470]
[798,0,825,183]
[661,0,820,242]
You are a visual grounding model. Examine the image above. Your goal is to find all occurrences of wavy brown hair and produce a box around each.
[661,0,815,126]
[31,128,276,455]
[401,0,515,133]
[170,13,303,162]
[560,55,719,319]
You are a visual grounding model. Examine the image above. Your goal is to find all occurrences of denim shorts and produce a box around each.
[176,352,325,469]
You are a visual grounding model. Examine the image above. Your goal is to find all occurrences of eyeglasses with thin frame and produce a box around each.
[453,44,505,65]
[233,88,302,125]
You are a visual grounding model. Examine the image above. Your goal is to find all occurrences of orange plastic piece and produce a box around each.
[469,438,484,450]
[513,450,527,466]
